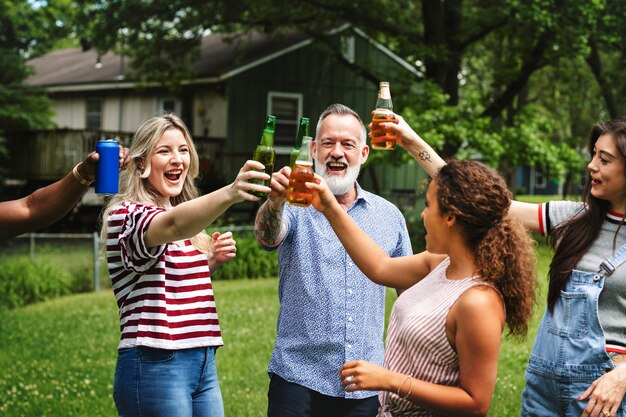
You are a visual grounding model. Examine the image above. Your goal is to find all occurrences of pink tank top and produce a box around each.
[380,257,494,416]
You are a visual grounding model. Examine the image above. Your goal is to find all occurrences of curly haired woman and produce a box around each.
[379,115,626,417]
[308,158,537,417]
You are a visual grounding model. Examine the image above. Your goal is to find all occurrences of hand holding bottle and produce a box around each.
[230,160,272,201]
[306,174,340,216]
[266,166,291,210]
[370,113,446,178]
[369,113,419,149]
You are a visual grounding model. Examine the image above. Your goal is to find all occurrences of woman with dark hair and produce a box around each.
[379,116,626,417]
[308,159,537,417]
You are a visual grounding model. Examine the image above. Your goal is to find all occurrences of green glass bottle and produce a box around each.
[289,117,310,168]
[250,115,276,198]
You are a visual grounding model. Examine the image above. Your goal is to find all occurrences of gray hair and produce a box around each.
[315,103,367,149]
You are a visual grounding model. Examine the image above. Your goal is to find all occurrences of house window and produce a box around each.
[535,167,547,189]
[86,99,102,129]
[158,97,181,115]
[267,92,303,154]
[340,35,355,64]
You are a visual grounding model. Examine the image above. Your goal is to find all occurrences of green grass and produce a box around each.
[0,248,552,417]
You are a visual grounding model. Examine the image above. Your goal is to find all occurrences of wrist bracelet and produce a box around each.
[397,375,413,400]
[72,164,91,186]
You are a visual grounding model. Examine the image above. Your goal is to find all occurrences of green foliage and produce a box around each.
[0,259,73,310]
[211,231,278,280]
[0,0,73,180]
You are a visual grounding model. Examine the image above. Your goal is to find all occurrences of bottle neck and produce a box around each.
[260,129,274,147]
[295,123,310,147]
[375,97,393,110]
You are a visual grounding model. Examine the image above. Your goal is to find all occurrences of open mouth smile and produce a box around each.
[164,170,183,182]
[327,161,347,172]
[590,176,602,187]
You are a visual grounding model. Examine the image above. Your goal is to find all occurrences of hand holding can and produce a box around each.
[95,139,120,194]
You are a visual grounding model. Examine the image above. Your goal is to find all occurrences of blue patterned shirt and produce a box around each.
[263,184,413,398]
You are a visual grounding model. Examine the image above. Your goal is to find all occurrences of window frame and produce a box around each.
[85,98,103,129]
[267,92,303,155]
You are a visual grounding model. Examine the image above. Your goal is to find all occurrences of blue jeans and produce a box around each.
[520,269,625,416]
[114,346,224,417]
[267,373,379,417]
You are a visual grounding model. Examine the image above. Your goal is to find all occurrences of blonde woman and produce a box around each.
[101,114,270,417]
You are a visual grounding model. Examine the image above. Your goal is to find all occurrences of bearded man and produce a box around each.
[254,103,413,417]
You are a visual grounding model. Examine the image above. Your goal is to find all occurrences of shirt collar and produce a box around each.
[351,182,369,208]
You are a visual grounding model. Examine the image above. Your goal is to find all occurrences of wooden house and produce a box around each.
[19,24,427,224]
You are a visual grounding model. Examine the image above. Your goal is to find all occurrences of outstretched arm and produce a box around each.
[145,160,270,248]
[0,152,99,239]
[308,175,441,290]
[381,115,544,233]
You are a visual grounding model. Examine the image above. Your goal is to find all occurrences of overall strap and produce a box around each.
[599,242,626,277]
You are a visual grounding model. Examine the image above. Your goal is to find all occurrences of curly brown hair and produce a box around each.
[435,160,537,337]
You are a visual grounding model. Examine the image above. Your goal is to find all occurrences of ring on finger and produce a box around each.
[603,411,611,417]
[345,375,353,383]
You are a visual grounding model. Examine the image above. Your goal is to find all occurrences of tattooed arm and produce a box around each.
[254,199,287,248]
[254,166,290,248]
[378,115,446,178]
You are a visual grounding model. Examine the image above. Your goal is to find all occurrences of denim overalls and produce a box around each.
[521,244,626,416]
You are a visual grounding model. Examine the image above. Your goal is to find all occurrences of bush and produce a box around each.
[0,259,73,310]
[212,232,278,280]
[400,204,426,253]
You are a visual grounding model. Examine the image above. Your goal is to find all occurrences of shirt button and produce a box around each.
[347,316,353,322]
[347,344,352,349]
[348,261,354,266]
[347,289,353,295]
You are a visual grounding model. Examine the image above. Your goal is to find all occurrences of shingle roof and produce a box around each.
[26,30,309,87]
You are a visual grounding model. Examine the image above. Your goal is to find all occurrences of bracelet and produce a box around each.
[72,164,91,186]
[397,375,413,400]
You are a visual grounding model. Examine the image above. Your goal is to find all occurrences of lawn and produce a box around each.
[0,246,552,417]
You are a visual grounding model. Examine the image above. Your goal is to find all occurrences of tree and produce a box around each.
[0,0,75,178]
[75,0,613,192]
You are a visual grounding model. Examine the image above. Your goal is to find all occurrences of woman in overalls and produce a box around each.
[376,115,626,417]
[510,119,626,417]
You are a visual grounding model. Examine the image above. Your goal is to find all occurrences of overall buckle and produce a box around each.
[600,260,616,277]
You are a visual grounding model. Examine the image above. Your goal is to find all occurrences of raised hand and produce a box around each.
[209,231,237,270]
[267,166,291,209]
[306,174,337,215]
[230,160,271,201]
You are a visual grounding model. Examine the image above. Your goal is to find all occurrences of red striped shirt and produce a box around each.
[107,202,223,350]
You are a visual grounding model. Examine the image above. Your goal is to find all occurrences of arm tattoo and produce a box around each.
[254,201,285,247]
[418,151,432,162]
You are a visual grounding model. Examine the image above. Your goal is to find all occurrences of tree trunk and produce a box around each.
[585,36,618,119]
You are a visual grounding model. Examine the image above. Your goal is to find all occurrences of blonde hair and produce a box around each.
[100,114,212,254]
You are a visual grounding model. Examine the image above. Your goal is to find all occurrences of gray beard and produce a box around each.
[315,158,361,195]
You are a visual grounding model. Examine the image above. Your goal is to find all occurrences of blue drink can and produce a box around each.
[95,140,120,194]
